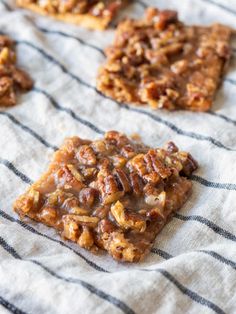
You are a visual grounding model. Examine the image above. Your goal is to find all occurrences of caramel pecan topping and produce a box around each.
[97,7,232,111]
[0,35,33,107]
[14,131,198,262]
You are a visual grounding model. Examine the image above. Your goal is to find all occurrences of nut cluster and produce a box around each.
[0,35,33,106]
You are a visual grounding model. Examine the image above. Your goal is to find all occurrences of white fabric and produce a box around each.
[0,1,236,313]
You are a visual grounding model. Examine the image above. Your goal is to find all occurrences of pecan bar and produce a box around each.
[0,35,33,107]
[17,0,129,30]
[97,7,232,111]
[14,131,198,262]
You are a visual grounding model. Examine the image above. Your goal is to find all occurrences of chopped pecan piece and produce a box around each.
[145,191,166,208]
[130,173,143,196]
[114,168,131,193]
[102,231,139,262]
[104,175,119,193]
[177,152,199,177]
[14,131,198,262]
[56,166,84,192]
[111,155,127,168]
[111,201,146,232]
[98,219,116,234]
[39,207,57,226]
[97,7,232,111]
[70,207,89,215]
[165,141,179,153]
[128,154,147,176]
[78,227,94,249]
[62,215,80,242]
[79,187,97,207]
[77,145,97,166]
[146,207,165,220]
[67,164,84,182]
[155,9,178,30]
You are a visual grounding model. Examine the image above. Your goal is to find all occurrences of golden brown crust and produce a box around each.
[14,131,198,262]
[17,0,129,30]
[17,2,109,30]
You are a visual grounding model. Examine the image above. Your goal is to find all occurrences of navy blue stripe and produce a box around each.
[0,209,108,273]
[150,248,173,259]
[151,247,236,271]
[141,266,225,314]
[156,269,225,314]
[136,0,148,9]
[174,213,236,242]
[198,250,236,271]
[225,78,236,86]
[0,111,58,151]
[15,40,93,89]
[32,87,104,135]
[124,105,236,151]
[0,237,21,259]
[34,258,133,314]
[14,38,236,152]
[0,236,135,314]
[37,27,105,56]
[0,296,27,314]
[32,259,135,314]
[2,0,126,57]
[0,236,226,314]
[0,0,11,11]
[191,174,236,191]
[0,158,32,184]
[200,0,236,16]
[208,110,236,128]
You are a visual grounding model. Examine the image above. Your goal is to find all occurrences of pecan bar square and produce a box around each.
[0,35,33,107]
[97,7,232,111]
[17,0,129,30]
[14,131,198,262]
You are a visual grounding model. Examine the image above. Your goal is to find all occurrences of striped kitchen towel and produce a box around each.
[0,0,236,313]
